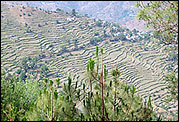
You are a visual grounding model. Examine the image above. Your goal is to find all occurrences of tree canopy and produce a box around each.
[136,1,178,46]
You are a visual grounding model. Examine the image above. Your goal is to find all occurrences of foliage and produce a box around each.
[40,64,49,77]
[38,24,41,27]
[28,47,160,121]
[83,46,157,121]
[74,38,78,50]
[17,56,49,80]
[1,47,163,121]
[90,36,102,45]
[132,28,139,35]
[135,1,178,46]
[72,9,76,16]
[164,72,178,103]
[56,20,61,24]
[1,69,42,121]
[118,33,126,41]
[56,8,62,11]
[94,32,99,36]
[95,20,102,27]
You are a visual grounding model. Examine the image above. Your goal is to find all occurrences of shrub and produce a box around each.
[56,8,61,11]
[38,24,41,27]
[94,32,99,36]
[1,69,43,121]
[95,20,102,27]
[1,48,164,121]
[56,20,61,24]
[72,9,76,16]
[164,72,178,102]
[27,47,160,121]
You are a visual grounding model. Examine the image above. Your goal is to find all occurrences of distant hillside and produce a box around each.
[2,1,147,32]
[1,3,177,120]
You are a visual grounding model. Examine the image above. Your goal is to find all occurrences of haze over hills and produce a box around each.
[1,2,178,120]
[2,1,147,32]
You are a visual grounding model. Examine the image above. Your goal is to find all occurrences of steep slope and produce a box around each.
[1,3,177,120]
[2,1,147,32]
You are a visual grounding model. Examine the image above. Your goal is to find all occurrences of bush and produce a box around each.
[56,20,61,24]
[118,33,126,41]
[72,9,76,16]
[56,8,61,11]
[26,47,159,121]
[164,72,178,102]
[95,20,102,27]
[94,32,99,36]
[38,24,41,27]
[1,69,43,121]
[1,48,164,121]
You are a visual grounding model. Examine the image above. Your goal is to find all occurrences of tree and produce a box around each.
[56,8,61,11]
[25,23,28,27]
[38,24,41,27]
[136,2,178,120]
[26,47,159,121]
[2,46,163,121]
[72,9,76,16]
[1,70,42,121]
[94,32,99,36]
[90,38,97,46]
[118,33,126,41]
[56,20,61,24]
[40,64,49,77]
[16,69,22,74]
[164,72,178,103]
[74,38,78,50]
[95,20,102,27]
[132,28,138,35]
[135,1,178,46]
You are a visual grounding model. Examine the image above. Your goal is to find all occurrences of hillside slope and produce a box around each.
[2,1,147,32]
[1,3,177,120]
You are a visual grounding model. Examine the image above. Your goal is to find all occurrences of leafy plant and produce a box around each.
[135,1,178,46]
[1,47,163,121]
[1,69,42,121]
[164,72,178,102]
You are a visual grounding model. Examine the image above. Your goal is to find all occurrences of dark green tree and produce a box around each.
[72,9,76,16]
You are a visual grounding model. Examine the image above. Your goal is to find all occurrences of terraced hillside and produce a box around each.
[2,1,147,32]
[1,3,177,120]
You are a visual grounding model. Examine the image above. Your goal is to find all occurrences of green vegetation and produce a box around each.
[1,2,178,121]
[136,1,178,120]
[72,9,76,16]
[164,72,178,103]
[56,20,61,24]
[95,20,103,27]
[136,1,178,46]
[1,69,42,121]
[1,47,161,121]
